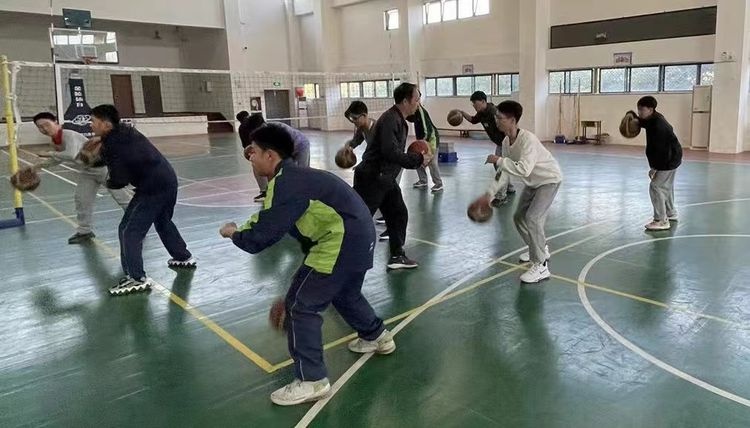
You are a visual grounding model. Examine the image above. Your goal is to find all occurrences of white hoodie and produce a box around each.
[486,129,562,196]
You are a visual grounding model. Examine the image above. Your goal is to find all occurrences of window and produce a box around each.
[340,82,349,98]
[497,74,512,95]
[348,82,361,98]
[425,78,436,96]
[388,79,401,94]
[663,64,697,91]
[630,66,660,92]
[425,0,490,24]
[303,83,320,99]
[375,80,389,97]
[569,70,592,93]
[363,81,375,98]
[599,68,627,93]
[699,63,714,85]
[456,76,473,96]
[436,77,453,96]
[511,74,520,92]
[384,9,399,30]
[548,72,564,94]
[475,75,492,94]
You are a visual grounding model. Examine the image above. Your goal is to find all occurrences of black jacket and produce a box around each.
[640,111,682,171]
[359,105,423,181]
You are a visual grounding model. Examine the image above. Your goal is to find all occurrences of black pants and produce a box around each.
[353,168,408,257]
[286,265,384,381]
[119,189,191,279]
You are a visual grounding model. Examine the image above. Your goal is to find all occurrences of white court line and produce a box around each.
[295,220,609,427]
[577,234,750,408]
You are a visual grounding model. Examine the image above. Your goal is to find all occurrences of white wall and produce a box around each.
[0,0,224,28]
[550,0,716,25]
[421,0,520,76]
[298,13,319,71]
[230,0,291,72]
[337,0,409,73]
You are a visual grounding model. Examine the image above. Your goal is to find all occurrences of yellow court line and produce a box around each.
[23,191,276,373]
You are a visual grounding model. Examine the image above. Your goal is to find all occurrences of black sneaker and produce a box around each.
[387,255,418,270]
[378,230,390,241]
[506,185,516,195]
[375,217,386,225]
[490,197,509,208]
[167,257,197,268]
[253,191,267,203]
[68,232,95,244]
[109,276,152,296]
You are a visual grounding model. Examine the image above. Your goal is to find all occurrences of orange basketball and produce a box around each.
[447,109,463,126]
[467,197,493,223]
[335,146,357,168]
[407,139,430,155]
[268,298,287,331]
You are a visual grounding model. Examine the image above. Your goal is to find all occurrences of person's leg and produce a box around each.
[111,194,160,295]
[71,173,98,240]
[428,154,443,190]
[514,186,535,248]
[647,171,671,230]
[523,183,560,264]
[664,170,677,219]
[153,189,193,265]
[493,144,509,201]
[415,166,428,187]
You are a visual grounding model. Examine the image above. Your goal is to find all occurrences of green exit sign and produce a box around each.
[273,82,281,87]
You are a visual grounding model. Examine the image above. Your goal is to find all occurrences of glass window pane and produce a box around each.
[443,0,457,20]
[456,76,473,96]
[664,65,697,91]
[599,68,627,93]
[496,74,511,95]
[427,1,442,23]
[363,81,375,98]
[700,63,714,85]
[349,82,361,98]
[475,75,492,94]
[511,73,519,92]
[376,80,389,97]
[630,66,660,92]
[436,77,453,96]
[548,72,564,94]
[385,9,399,30]
[304,83,316,98]
[458,0,473,19]
[388,79,401,94]
[340,82,349,98]
[425,78,436,96]
[569,70,592,93]
[474,0,489,16]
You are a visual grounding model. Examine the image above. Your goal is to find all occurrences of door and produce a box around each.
[110,74,135,117]
[263,90,291,126]
[141,75,164,117]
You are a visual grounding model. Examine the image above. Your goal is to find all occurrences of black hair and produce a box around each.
[496,100,523,122]
[345,101,368,119]
[245,113,266,133]
[32,112,58,123]
[637,96,657,109]
[393,82,418,104]
[236,110,250,122]
[90,104,120,126]
[249,123,294,159]
[470,91,487,102]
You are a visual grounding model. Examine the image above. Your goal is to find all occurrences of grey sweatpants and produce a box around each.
[252,146,311,192]
[650,170,677,221]
[76,168,131,234]
[416,153,443,186]
[494,143,514,199]
[514,182,560,264]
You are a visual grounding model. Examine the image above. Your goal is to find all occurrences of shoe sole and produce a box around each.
[109,283,152,296]
[168,262,197,268]
[270,384,331,406]
[387,263,418,270]
[520,273,551,284]
[645,226,670,231]
[348,342,396,355]
[378,237,389,241]
[375,221,386,225]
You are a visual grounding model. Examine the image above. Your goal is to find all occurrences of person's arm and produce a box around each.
[104,139,130,189]
[500,135,538,178]
[378,114,423,169]
[347,128,365,149]
[223,177,310,254]
[461,110,480,124]
[485,169,510,197]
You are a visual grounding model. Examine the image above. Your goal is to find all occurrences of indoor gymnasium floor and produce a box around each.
[2,131,750,427]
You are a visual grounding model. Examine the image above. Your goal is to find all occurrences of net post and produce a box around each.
[0,55,25,228]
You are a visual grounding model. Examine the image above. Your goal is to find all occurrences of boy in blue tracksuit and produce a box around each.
[220,123,395,406]
[90,105,196,296]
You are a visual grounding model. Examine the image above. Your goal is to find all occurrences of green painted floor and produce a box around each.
[1,131,749,427]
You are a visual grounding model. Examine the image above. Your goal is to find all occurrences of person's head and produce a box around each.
[393,82,420,116]
[32,112,61,138]
[245,123,294,177]
[470,91,488,112]
[236,110,250,122]
[245,113,266,134]
[90,104,120,137]
[345,101,369,128]
[494,100,523,134]
[637,96,657,120]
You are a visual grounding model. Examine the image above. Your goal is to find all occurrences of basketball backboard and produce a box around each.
[49,27,119,64]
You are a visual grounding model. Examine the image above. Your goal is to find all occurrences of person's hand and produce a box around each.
[648,169,656,180]
[220,222,238,238]
[486,154,501,165]
[476,194,492,208]
[421,150,434,167]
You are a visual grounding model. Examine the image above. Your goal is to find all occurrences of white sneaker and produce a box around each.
[270,378,330,406]
[668,214,678,222]
[348,330,396,354]
[109,276,153,296]
[519,245,550,263]
[645,220,670,230]
[520,262,550,284]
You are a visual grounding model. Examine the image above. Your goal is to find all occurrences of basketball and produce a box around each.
[268,298,287,331]
[467,197,493,223]
[9,166,41,192]
[619,111,641,138]
[78,138,103,167]
[407,139,430,155]
[335,146,357,168]
[447,109,463,126]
